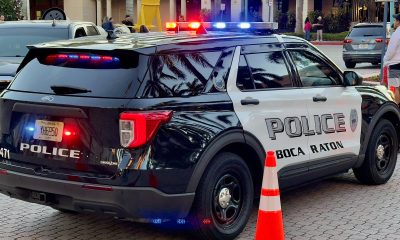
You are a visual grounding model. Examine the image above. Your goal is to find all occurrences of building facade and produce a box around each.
[20,0,400,30]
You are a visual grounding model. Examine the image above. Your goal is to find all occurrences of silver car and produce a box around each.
[343,23,387,68]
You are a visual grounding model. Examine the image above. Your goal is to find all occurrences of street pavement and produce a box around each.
[1,163,400,239]
[315,45,381,80]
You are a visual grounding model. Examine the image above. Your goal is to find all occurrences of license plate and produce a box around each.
[33,120,64,142]
[358,44,369,49]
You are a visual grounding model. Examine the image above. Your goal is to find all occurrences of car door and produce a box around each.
[287,47,362,166]
[227,45,312,172]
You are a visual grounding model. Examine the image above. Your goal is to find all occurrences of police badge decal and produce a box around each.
[350,109,358,132]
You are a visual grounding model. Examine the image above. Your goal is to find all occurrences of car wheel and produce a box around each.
[353,119,398,185]
[190,152,253,240]
[345,61,356,68]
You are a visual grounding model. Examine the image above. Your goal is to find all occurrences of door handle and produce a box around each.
[241,98,260,105]
[313,95,327,102]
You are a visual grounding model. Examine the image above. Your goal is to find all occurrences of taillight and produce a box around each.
[119,111,173,148]
[0,169,7,175]
[343,39,352,44]
[390,86,396,93]
[383,66,389,86]
[375,38,383,43]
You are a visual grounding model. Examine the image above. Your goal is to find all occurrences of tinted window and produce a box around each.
[86,25,99,36]
[236,55,253,90]
[246,52,292,89]
[290,50,342,87]
[74,27,87,38]
[139,52,221,98]
[349,26,383,37]
[0,28,68,57]
[10,52,148,98]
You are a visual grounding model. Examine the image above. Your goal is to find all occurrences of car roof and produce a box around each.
[30,31,280,52]
[353,23,383,28]
[0,20,94,29]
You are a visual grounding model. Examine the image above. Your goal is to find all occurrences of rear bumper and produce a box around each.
[343,51,381,63]
[0,169,195,220]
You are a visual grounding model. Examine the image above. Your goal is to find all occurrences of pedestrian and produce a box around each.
[304,17,312,41]
[122,14,134,33]
[102,16,114,32]
[384,14,400,103]
[0,15,5,22]
[313,16,324,41]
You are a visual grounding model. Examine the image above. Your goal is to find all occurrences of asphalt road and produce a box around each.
[315,45,381,79]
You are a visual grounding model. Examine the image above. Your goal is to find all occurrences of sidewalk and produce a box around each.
[311,41,343,46]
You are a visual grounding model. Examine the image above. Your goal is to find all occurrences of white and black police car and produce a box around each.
[0,22,399,240]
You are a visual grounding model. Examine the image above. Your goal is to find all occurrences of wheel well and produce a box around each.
[381,111,400,143]
[219,143,264,197]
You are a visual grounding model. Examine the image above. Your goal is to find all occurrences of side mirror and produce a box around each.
[344,71,362,86]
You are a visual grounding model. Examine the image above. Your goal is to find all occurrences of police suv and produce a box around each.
[0,23,399,240]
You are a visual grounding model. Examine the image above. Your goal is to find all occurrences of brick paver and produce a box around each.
[1,162,400,239]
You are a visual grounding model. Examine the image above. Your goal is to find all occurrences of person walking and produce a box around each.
[122,14,134,33]
[314,16,324,41]
[304,17,312,41]
[384,14,400,103]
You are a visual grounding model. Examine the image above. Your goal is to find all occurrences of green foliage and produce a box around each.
[0,0,23,20]
[283,31,349,41]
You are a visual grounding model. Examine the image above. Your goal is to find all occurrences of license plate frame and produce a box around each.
[33,120,64,142]
[358,44,369,49]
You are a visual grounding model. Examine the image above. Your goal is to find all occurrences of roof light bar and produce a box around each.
[214,22,226,29]
[238,22,251,29]
[166,22,277,33]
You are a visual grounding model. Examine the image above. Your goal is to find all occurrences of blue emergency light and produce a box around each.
[165,21,277,34]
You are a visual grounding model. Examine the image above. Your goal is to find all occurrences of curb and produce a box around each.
[311,41,343,46]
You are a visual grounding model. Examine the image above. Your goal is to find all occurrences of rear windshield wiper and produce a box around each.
[50,85,92,95]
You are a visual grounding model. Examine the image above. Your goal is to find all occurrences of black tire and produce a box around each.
[354,119,398,185]
[189,152,254,240]
[345,61,356,68]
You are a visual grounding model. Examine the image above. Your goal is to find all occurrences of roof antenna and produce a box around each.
[107,30,118,40]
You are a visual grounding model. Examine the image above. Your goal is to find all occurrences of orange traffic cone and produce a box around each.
[255,151,284,240]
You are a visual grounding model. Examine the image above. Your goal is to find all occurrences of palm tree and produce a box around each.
[295,0,304,34]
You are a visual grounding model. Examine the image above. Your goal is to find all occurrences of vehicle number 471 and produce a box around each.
[0,148,10,159]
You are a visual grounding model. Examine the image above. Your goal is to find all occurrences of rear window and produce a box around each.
[349,26,383,37]
[0,28,68,57]
[10,51,148,98]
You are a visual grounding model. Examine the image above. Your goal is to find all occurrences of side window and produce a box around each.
[74,27,87,38]
[246,52,292,89]
[236,55,254,90]
[86,25,99,36]
[290,50,342,87]
[140,51,221,98]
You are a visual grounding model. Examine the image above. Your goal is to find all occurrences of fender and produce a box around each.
[355,102,400,168]
[185,128,265,193]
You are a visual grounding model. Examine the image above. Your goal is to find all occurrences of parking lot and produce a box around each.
[1,159,400,240]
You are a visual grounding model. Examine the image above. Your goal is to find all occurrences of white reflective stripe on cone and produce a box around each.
[259,195,282,212]
[262,167,279,189]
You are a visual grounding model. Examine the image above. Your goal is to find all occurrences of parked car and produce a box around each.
[0,28,399,240]
[0,20,100,90]
[343,23,388,68]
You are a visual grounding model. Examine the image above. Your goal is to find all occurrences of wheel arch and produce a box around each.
[355,102,400,168]
[186,129,265,194]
